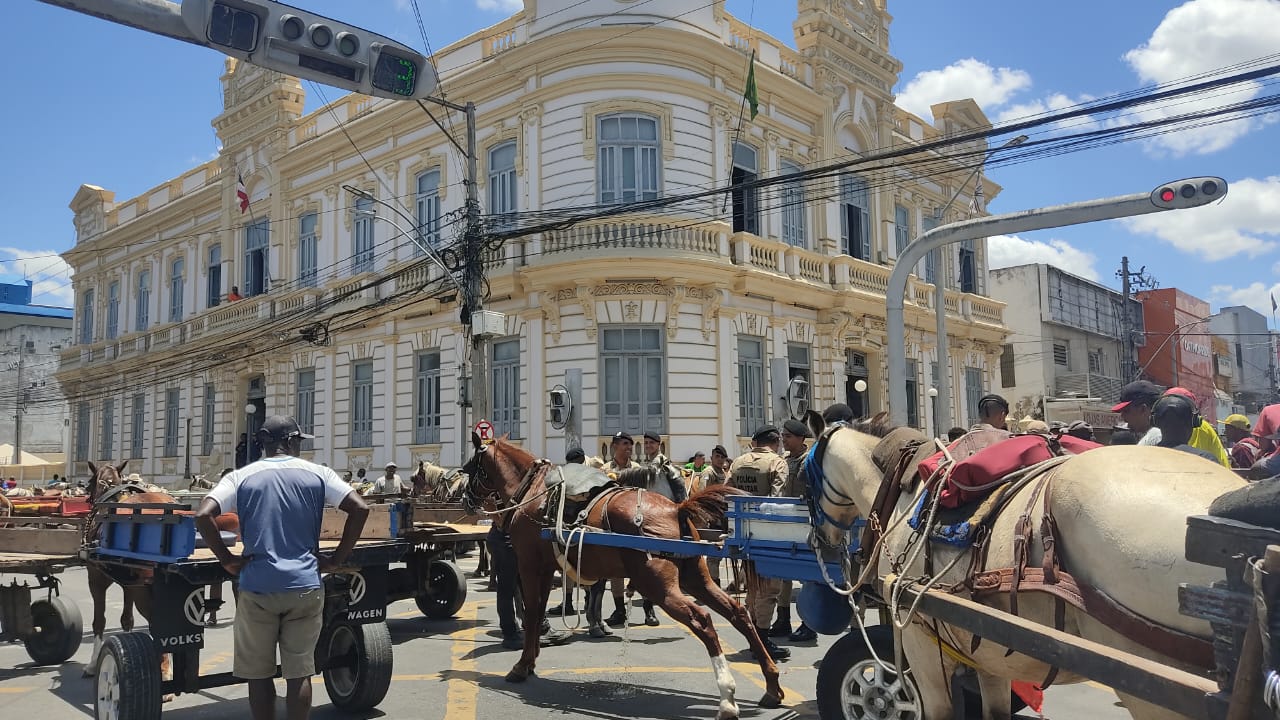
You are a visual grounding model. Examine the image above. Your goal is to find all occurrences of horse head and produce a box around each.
[86,460,128,504]
[808,411,912,549]
[461,434,534,514]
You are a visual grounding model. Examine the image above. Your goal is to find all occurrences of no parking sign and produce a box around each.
[474,419,495,444]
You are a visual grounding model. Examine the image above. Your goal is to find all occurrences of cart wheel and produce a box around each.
[94,631,161,720]
[415,559,467,619]
[817,626,923,720]
[323,622,393,711]
[816,626,1024,719]
[24,596,83,665]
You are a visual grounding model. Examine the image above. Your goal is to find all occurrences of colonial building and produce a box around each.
[1,279,73,462]
[989,264,1141,430]
[57,0,1007,480]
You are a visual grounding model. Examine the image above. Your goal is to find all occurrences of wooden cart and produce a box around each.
[0,516,86,665]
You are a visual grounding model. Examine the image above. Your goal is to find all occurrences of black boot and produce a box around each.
[790,623,817,642]
[768,608,792,638]
[605,595,627,627]
[586,585,612,637]
[752,629,792,662]
[642,600,659,626]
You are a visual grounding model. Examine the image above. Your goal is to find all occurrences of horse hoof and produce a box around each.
[715,709,739,720]
[505,670,528,683]
[162,694,175,703]
[758,692,783,709]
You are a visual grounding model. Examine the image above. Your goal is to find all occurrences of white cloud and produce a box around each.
[1123,176,1280,260]
[995,92,1098,131]
[895,59,1031,122]
[987,235,1100,281]
[1210,281,1280,318]
[1122,0,1280,156]
[475,0,523,12]
[0,247,74,307]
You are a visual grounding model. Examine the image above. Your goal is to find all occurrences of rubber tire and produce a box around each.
[323,622,394,711]
[415,559,468,619]
[94,631,161,720]
[24,597,83,665]
[816,626,1025,719]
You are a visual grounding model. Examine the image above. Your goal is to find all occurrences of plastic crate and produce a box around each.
[96,503,196,563]
[726,496,814,547]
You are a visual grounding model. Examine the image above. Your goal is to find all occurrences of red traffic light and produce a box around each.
[1150,176,1227,210]
[1159,188,1176,202]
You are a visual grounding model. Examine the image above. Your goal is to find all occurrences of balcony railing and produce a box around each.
[1055,372,1124,404]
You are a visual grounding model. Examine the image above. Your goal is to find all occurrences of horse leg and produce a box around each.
[976,670,1013,720]
[638,571,740,720]
[680,558,783,708]
[85,565,111,676]
[507,561,551,683]
[899,622,960,719]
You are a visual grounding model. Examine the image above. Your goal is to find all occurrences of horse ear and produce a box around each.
[88,461,98,478]
[471,432,483,451]
[116,459,128,474]
[805,409,826,440]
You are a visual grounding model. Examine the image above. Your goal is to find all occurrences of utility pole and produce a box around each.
[1117,256,1156,382]
[14,334,26,463]
[460,101,488,438]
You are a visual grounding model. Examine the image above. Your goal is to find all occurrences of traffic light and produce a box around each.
[1149,177,1227,210]
[549,386,573,429]
[181,0,439,101]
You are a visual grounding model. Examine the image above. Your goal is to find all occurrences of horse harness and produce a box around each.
[849,429,1216,681]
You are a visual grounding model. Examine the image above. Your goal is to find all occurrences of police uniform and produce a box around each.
[729,427,792,661]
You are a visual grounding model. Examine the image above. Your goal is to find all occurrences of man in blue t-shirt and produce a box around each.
[196,415,368,720]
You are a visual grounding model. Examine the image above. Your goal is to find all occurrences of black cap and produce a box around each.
[565,447,586,464]
[711,444,729,458]
[643,431,662,443]
[258,415,314,442]
[978,394,1009,413]
[752,426,781,444]
[822,403,856,424]
[611,431,633,444]
[782,419,813,439]
[1152,394,1197,422]
[1112,380,1162,413]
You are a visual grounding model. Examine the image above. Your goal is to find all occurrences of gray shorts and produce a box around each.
[234,588,324,680]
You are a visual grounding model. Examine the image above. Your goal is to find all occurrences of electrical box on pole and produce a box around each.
[180,0,438,100]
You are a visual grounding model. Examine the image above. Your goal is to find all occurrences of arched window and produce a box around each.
[840,173,871,260]
[488,142,517,229]
[597,114,660,204]
[416,169,441,252]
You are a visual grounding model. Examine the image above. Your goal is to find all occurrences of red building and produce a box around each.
[1136,288,1217,424]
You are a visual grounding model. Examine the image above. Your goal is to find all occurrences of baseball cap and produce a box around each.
[1223,414,1251,430]
[642,431,662,443]
[1254,405,1280,440]
[1151,394,1197,422]
[782,419,813,438]
[385,462,397,469]
[1164,387,1197,402]
[1111,380,1162,413]
[258,415,314,442]
[752,425,781,443]
[611,431,633,444]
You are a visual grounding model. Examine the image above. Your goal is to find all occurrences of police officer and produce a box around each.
[729,426,791,661]
[601,432,637,627]
[776,419,817,642]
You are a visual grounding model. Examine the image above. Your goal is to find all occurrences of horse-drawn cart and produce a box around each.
[87,500,409,719]
[0,499,88,666]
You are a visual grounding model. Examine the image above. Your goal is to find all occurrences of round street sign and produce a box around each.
[474,420,495,442]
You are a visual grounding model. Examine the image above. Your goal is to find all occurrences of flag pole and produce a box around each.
[722,50,756,214]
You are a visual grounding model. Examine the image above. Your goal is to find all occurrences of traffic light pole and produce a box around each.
[886,179,1227,427]
[37,0,199,46]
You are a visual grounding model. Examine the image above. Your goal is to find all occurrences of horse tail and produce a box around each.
[677,485,748,535]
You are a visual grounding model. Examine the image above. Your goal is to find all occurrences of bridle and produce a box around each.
[461,444,551,519]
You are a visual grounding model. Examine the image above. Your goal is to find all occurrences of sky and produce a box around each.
[2,0,1278,327]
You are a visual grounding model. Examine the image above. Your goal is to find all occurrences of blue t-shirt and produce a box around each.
[206,456,354,594]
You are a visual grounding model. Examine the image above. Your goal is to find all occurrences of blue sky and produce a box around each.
[2,0,1278,326]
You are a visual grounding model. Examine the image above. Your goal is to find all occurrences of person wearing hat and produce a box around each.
[601,431,637,627]
[684,451,708,474]
[729,426,792,662]
[1112,380,1162,443]
[1064,420,1095,442]
[972,394,1010,432]
[565,447,586,464]
[1250,425,1280,480]
[822,403,856,427]
[195,416,369,720]
[1150,395,1219,463]
[1136,388,1229,467]
[1223,414,1263,469]
[776,418,817,643]
[1255,404,1280,457]
[373,462,404,495]
[642,431,688,504]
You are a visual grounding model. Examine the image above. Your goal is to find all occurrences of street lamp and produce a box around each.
[929,134,1028,432]
[927,386,939,435]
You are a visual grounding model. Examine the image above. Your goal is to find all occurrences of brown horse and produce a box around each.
[462,435,784,720]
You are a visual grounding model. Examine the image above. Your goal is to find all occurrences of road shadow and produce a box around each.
[160,695,388,719]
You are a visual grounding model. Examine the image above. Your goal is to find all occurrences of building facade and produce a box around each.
[1209,305,1273,413]
[989,264,1142,429]
[1136,288,1217,425]
[57,0,1007,481]
[1,279,73,461]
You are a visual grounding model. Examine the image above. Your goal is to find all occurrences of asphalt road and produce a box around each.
[0,554,1135,719]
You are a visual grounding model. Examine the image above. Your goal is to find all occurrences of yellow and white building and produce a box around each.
[58,0,1007,479]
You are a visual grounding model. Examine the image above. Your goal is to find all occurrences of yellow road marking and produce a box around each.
[0,687,34,693]
[542,666,711,677]
[199,651,232,674]
[443,601,481,720]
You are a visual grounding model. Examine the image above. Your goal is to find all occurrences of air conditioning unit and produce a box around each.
[472,310,506,339]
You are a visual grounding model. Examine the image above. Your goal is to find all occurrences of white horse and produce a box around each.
[812,416,1243,720]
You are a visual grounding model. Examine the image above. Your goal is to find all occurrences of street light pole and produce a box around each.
[930,135,1026,431]
[887,178,1228,426]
